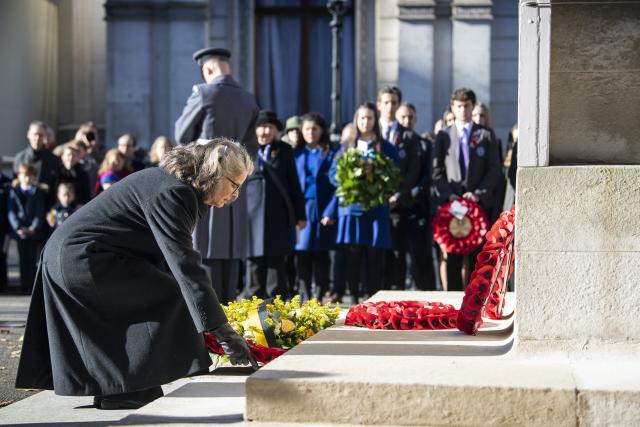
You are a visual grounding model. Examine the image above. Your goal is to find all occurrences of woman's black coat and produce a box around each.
[246,141,305,258]
[15,167,227,396]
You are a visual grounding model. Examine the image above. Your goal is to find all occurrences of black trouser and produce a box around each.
[17,239,41,294]
[0,247,7,292]
[296,250,330,300]
[286,254,297,296]
[344,245,385,300]
[247,256,287,300]
[407,217,437,290]
[202,258,241,304]
[330,248,346,297]
[445,248,480,291]
[386,215,437,291]
[385,214,408,290]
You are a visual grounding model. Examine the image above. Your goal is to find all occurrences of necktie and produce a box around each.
[384,124,392,141]
[459,127,468,181]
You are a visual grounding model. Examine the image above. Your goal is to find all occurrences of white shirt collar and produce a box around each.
[380,120,397,133]
[455,120,473,135]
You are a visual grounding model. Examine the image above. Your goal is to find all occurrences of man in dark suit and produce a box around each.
[395,102,437,290]
[13,121,61,207]
[377,87,422,291]
[175,48,260,303]
[433,88,501,291]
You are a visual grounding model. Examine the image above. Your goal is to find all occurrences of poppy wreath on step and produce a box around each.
[345,301,459,330]
[344,207,515,334]
[456,206,515,335]
[203,332,286,364]
[432,198,489,255]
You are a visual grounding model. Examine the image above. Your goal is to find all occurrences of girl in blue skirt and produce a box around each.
[331,102,399,301]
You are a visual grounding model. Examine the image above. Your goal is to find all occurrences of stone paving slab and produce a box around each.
[0,378,190,426]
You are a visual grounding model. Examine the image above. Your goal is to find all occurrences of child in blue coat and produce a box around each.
[294,113,338,300]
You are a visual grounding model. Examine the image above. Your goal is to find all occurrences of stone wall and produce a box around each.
[57,0,106,138]
[105,0,206,149]
[0,0,58,157]
[549,2,640,165]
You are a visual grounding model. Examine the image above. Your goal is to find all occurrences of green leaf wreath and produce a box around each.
[335,148,401,210]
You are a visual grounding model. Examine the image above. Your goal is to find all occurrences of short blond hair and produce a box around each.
[149,136,174,163]
[160,138,254,199]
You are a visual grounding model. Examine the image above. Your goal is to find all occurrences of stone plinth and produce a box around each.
[516,166,640,343]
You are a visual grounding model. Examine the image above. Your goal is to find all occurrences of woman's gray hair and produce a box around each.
[160,138,254,198]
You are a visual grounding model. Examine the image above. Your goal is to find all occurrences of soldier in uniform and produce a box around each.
[175,48,260,303]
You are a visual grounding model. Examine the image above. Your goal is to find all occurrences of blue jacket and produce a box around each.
[294,145,338,251]
[8,185,46,240]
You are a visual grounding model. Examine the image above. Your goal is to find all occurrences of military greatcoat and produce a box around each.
[175,74,259,260]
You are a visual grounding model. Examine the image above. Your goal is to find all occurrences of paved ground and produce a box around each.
[0,240,36,408]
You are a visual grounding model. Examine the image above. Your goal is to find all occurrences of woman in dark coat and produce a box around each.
[245,110,306,299]
[16,139,257,409]
[294,112,338,300]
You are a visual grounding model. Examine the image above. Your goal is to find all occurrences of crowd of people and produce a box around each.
[0,85,517,302]
[0,121,175,294]
[234,86,518,304]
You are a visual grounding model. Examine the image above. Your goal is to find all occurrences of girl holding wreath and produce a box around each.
[330,102,400,302]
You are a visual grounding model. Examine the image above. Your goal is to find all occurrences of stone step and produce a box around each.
[245,291,640,426]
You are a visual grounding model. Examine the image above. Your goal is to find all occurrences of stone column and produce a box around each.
[432,0,452,126]
[397,1,436,134]
[451,0,492,104]
[516,0,640,350]
[207,0,254,91]
[355,0,377,105]
[105,0,206,148]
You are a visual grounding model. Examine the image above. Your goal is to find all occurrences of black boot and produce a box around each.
[94,386,164,410]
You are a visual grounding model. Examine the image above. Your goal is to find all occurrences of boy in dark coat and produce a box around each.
[432,88,501,291]
[8,164,47,294]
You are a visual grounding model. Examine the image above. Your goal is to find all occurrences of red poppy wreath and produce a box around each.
[346,206,515,335]
[456,207,515,335]
[432,199,489,255]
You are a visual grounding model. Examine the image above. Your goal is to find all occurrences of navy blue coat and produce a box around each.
[331,141,399,249]
[7,185,46,240]
[246,141,306,258]
[294,146,338,251]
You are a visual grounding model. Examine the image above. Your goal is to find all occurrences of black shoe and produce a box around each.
[94,386,163,410]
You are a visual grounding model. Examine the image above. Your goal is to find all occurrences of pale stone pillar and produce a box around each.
[451,0,492,104]
[105,0,206,148]
[397,1,436,134]
[516,0,640,348]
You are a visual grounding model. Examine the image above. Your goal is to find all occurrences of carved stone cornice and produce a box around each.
[398,0,436,21]
[451,0,493,20]
[105,0,207,21]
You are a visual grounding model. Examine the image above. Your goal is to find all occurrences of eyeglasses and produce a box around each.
[225,176,240,196]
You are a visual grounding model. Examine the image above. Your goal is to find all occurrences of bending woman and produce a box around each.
[16,139,256,409]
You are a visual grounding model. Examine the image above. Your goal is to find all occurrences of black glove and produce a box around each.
[211,323,259,370]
